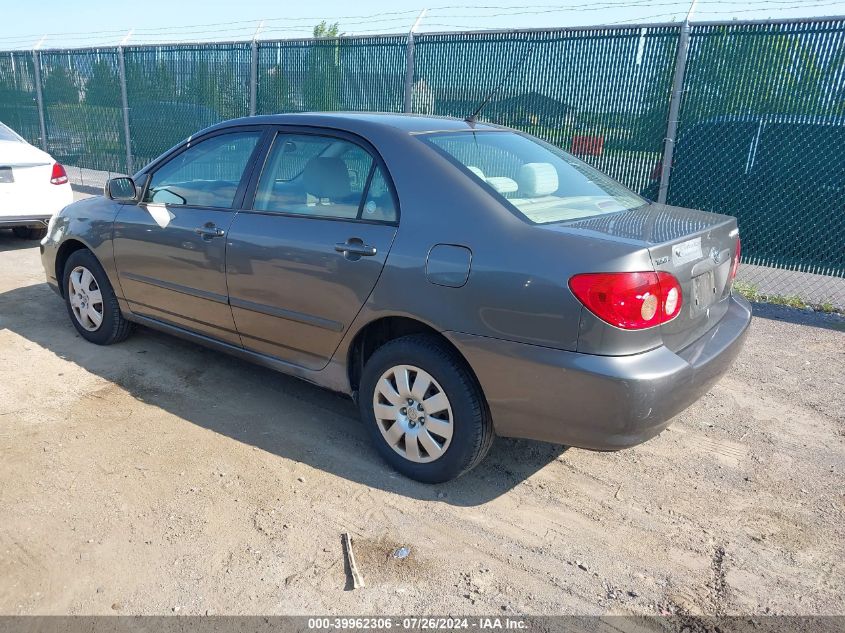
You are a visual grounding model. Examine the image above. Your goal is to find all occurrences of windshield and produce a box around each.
[423,131,646,223]
[0,122,25,143]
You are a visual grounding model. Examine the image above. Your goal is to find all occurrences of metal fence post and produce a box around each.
[657,19,693,204]
[31,50,48,152]
[403,10,427,113]
[403,32,416,113]
[250,39,258,116]
[117,46,133,175]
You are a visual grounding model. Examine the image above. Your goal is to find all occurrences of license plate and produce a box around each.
[0,167,13,184]
[692,270,717,310]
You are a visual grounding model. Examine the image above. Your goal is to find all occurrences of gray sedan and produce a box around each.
[40,113,751,483]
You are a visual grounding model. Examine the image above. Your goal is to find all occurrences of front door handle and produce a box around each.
[195,223,226,239]
[335,239,377,259]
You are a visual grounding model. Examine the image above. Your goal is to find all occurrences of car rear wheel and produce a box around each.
[62,249,133,345]
[359,334,494,483]
[12,227,47,240]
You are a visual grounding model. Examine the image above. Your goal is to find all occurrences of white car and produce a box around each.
[0,121,73,240]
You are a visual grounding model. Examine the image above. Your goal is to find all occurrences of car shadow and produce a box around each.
[0,229,42,252]
[0,282,566,506]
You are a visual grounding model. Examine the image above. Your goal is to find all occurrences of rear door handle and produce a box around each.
[195,223,225,239]
[335,240,377,258]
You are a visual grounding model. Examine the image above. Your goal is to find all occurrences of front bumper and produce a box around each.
[40,230,62,296]
[446,294,752,450]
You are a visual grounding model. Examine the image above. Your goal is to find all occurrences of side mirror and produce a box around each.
[105,176,138,202]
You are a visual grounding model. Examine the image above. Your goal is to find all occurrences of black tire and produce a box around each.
[358,334,494,483]
[13,226,47,240]
[62,249,133,345]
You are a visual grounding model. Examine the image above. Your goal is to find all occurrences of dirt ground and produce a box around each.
[0,229,843,617]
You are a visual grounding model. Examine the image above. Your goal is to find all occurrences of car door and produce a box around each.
[225,129,399,370]
[112,128,266,345]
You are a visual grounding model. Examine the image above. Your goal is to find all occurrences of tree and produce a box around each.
[183,61,245,120]
[43,65,78,104]
[125,60,177,103]
[681,27,843,122]
[313,20,340,38]
[84,60,120,107]
[185,60,213,106]
[0,71,38,140]
[303,21,342,111]
[257,64,292,114]
[0,76,30,106]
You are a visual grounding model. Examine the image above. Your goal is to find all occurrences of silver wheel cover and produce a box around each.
[68,266,104,332]
[373,364,454,463]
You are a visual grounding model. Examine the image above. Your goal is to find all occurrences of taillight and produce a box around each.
[730,238,741,281]
[569,271,683,330]
[50,163,68,185]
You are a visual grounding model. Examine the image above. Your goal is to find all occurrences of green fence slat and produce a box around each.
[0,52,41,146]
[256,35,407,114]
[39,47,126,173]
[412,27,681,194]
[123,42,252,167]
[667,20,845,277]
[0,20,843,284]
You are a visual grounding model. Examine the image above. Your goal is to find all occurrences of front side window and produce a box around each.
[144,131,261,208]
[423,131,645,224]
[253,133,397,222]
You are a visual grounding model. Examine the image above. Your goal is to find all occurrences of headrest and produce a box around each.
[466,166,486,180]
[303,157,351,199]
[486,176,518,194]
[517,162,558,197]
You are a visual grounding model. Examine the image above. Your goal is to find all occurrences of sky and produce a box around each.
[1,0,844,49]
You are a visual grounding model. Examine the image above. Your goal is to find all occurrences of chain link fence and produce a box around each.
[125,43,252,167]
[1,17,843,307]
[0,52,40,142]
[413,26,680,197]
[257,36,407,115]
[666,19,845,309]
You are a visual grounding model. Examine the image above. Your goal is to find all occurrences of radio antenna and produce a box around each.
[465,45,535,125]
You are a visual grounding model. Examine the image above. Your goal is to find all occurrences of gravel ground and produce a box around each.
[0,232,843,616]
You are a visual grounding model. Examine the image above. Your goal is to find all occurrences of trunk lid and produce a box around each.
[0,140,55,217]
[563,203,740,352]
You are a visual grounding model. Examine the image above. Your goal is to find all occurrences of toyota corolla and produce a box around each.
[40,113,751,482]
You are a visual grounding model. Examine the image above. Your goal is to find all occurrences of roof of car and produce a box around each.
[211,112,505,135]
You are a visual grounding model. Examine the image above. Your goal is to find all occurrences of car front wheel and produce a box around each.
[62,249,133,345]
[359,334,494,483]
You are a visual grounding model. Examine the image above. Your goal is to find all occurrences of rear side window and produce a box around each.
[361,166,398,223]
[253,133,397,222]
[0,122,24,143]
[424,131,644,223]
[144,131,261,208]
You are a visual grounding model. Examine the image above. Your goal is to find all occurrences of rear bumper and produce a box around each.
[446,294,752,450]
[0,214,50,228]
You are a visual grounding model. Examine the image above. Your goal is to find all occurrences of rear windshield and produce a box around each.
[0,122,24,143]
[423,131,646,223]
